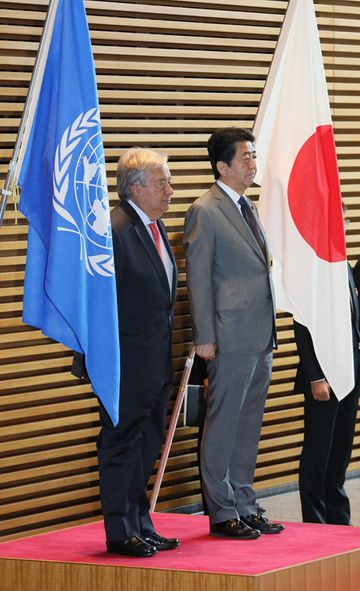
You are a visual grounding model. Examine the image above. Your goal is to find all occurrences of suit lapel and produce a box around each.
[120,200,174,300]
[213,185,270,265]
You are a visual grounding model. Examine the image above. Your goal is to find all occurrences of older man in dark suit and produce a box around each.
[90,147,178,557]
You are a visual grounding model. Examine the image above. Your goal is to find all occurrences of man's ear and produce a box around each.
[216,160,227,178]
[131,181,142,199]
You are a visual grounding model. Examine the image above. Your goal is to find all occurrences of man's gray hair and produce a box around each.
[116,147,169,201]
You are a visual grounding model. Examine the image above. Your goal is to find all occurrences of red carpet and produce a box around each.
[1,513,360,576]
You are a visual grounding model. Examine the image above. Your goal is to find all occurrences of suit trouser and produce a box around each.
[299,382,360,524]
[97,385,169,541]
[201,347,272,524]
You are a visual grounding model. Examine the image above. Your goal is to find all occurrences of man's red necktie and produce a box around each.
[149,221,164,264]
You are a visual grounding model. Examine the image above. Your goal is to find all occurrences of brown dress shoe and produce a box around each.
[106,536,157,557]
[241,513,285,534]
[210,518,261,539]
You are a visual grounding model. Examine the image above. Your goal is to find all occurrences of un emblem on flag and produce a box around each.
[52,108,114,277]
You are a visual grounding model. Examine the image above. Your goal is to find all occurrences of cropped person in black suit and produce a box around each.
[188,353,209,515]
[75,147,178,557]
[294,216,360,524]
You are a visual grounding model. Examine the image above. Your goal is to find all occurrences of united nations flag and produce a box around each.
[15,0,120,425]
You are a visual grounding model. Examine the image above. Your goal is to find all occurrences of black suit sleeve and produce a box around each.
[189,354,207,385]
[353,259,360,294]
[293,320,325,383]
[71,351,90,382]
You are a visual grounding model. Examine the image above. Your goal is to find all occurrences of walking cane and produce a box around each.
[150,345,196,511]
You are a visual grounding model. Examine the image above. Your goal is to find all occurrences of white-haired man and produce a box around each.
[98,148,178,557]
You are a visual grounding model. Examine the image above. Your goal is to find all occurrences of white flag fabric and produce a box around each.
[253,0,354,399]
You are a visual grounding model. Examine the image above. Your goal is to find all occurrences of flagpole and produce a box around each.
[0,0,59,227]
[150,346,196,512]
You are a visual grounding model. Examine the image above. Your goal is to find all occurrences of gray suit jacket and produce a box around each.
[184,183,276,354]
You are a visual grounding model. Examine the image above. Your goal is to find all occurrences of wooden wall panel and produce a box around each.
[0,0,359,540]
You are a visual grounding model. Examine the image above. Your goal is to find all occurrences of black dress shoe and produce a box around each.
[106,536,157,557]
[241,513,285,534]
[210,518,261,539]
[142,530,180,550]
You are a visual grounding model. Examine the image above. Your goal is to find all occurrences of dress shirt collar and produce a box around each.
[217,180,245,206]
[127,200,173,290]
[127,198,153,226]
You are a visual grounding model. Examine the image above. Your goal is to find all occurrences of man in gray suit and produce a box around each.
[184,127,284,538]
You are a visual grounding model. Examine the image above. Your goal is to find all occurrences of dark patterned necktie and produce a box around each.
[238,196,266,258]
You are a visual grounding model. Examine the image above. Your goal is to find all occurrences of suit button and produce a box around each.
[268,294,272,301]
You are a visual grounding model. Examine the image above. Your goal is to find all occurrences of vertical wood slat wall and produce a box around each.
[0,0,359,541]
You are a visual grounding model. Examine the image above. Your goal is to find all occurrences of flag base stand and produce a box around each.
[150,346,195,511]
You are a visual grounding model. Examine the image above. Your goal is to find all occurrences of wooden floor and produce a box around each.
[1,549,360,591]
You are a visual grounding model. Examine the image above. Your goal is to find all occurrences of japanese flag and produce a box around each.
[253,0,354,398]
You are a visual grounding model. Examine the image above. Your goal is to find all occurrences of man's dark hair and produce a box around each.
[207,127,255,180]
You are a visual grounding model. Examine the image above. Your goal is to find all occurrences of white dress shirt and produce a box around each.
[128,199,173,291]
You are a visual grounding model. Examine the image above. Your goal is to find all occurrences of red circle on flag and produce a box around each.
[288,125,346,262]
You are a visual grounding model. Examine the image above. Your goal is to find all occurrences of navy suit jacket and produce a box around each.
[72,200,177,399]
[111,200,177,395]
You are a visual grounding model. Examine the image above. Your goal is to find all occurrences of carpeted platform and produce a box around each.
[1,512,360,576]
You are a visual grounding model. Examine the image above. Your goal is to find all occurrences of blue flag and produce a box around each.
[17,0,120,425]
